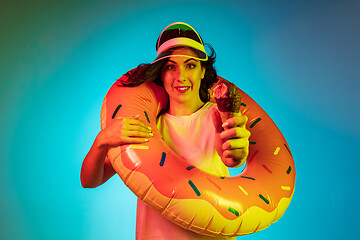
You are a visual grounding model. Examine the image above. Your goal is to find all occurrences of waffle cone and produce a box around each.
[216,97,241,113]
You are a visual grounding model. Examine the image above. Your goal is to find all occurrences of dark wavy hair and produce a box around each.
[121,44,218,103]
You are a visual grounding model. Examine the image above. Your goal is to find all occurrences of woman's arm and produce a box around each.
[80,135,116,188]
[80,115,153,188]
[211,109,250,167]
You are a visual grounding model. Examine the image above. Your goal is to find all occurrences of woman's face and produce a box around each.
[161,48,206,111]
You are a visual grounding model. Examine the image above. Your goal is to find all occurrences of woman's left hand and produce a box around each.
[211,108,251,167]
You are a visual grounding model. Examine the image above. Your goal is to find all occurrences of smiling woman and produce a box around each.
[81,22,251,239]
[161,48,206,116]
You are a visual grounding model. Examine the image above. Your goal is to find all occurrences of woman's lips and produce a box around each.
[174,86,190,93]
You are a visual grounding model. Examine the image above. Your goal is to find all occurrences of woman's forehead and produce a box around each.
[167,55,198,64]
[168,48,199,63]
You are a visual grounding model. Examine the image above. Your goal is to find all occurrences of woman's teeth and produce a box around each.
[175,86,190,93]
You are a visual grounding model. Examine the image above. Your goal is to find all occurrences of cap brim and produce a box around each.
[152,48,208,64]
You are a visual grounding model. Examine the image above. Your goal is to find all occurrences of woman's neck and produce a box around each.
[167,99,205,116]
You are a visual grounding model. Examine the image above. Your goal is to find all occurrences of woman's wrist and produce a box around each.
[95,131,109,150]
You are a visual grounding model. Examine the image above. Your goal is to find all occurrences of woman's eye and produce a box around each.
[187,64,196,69]
[165,64,175,70]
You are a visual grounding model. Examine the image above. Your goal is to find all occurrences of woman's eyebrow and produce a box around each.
[184,58,198,63]
[167,58,198,64]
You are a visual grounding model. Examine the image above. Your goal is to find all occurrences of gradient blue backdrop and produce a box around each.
[1,0,359,239]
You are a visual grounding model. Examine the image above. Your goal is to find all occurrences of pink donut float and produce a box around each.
[100,69,296,237]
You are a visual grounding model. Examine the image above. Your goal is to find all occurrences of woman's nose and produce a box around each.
[176,68,187,82]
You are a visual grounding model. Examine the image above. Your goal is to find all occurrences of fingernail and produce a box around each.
[149,132,153,136]
[222,122,229,128]
[144,139,149,142]
[148,126,152,130]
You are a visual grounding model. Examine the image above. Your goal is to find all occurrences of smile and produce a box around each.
[174,86,190,93]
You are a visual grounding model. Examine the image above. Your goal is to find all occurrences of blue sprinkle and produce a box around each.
[188,180,201,196]
[160,152,166,166]
[186,166,195,170]
[111,104,122,119]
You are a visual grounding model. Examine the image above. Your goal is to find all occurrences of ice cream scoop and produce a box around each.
[213,80,242,123]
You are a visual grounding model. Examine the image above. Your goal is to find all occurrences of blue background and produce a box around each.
[1,0,359,239]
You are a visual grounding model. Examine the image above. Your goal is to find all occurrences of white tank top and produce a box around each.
[136,102,235,240]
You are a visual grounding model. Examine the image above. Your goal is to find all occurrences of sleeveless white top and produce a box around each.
[136,102,235,240]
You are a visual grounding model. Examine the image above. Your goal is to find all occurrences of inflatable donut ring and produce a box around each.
[101,69,296,237]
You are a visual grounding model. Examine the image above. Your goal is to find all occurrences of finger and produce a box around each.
[126,123,153,133]
[123,137,150,144]
[223,149,248,160]
[235,115,248,127]
[223,115,248,128]
[222,138,249,151]
[222,157,245,168]
[116,116,149,128]
[211,108,223,133]
[125,118,152,131]
[220,127,250,140]
[126,130,154,138]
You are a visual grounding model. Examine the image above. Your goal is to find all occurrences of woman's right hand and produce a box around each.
[96,114,154,149]
[81,115,153,188]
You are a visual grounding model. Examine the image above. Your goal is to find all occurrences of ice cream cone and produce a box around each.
[213,80,242,123]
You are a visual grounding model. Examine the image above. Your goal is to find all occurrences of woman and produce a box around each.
[81,22,250,239]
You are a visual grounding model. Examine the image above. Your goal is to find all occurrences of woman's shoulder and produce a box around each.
[186,102,217,121]
[203,102,217,110]
[201,102,218,114]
